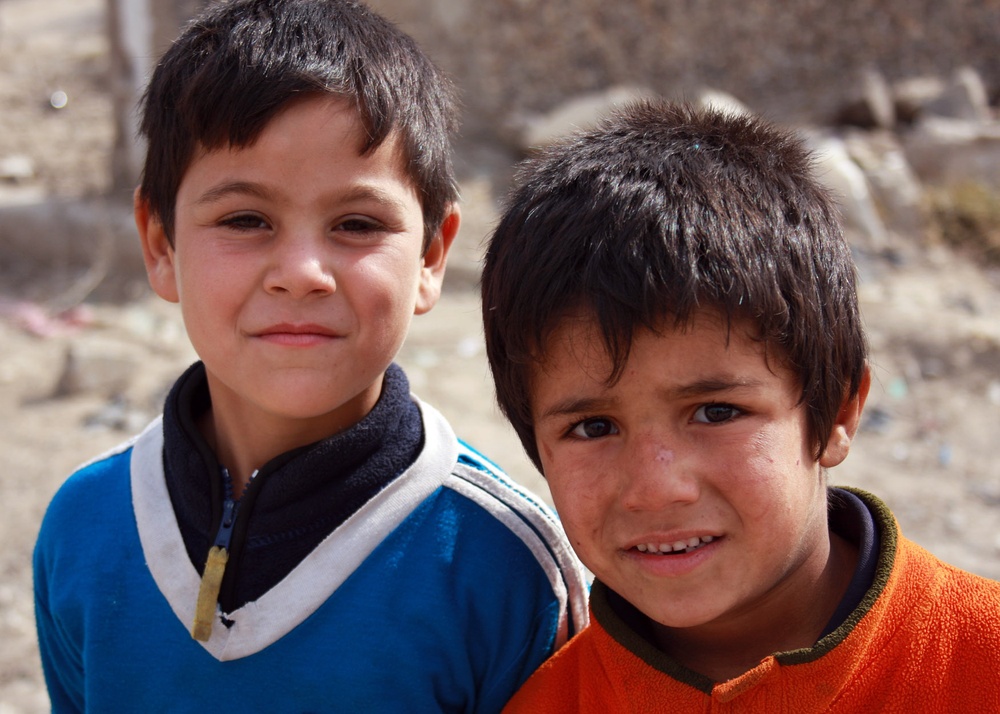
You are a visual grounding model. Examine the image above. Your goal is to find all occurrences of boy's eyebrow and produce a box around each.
[537,396,617,420]
[193,181,410,212]
[194,181,274,205]
[337,185,412,213]
[670,377,767,399]
[537,377,767,419]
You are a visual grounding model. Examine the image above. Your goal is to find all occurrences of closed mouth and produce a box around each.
[257,324,338,338]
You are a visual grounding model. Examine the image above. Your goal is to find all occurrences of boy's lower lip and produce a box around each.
[624,537,721,577]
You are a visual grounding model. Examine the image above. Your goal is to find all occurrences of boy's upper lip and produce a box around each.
[253,322,341,337]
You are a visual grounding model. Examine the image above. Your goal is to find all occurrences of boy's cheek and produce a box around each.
[535,437,557,469]
[543,461,609,531]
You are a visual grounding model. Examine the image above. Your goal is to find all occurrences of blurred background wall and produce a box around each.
[108,0,1000,187]
[365,0,1000,138]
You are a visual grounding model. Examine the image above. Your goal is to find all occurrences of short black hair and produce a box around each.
[137,0,459,249]
[482,100,868,471]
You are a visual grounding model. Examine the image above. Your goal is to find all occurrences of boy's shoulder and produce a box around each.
[447,435,585,581]
[850,487,1000,619]
[38,420,154,531]
[415,399,588,585]
[891,530,1000,629]
[34,420,157,600]
[452,437,563,531]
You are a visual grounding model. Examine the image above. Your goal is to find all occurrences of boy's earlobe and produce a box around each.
[414,204,460,315]
[820,366,872,468]
[134,188,180,304]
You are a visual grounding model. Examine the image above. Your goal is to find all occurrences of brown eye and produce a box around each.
[221,213,268,231]
[336,217,381,232]
[570,418,618,439]
[693,404,740,424]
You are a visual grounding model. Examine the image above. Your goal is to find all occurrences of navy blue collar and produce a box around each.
[818,487,881,638]
[161,361,423,611]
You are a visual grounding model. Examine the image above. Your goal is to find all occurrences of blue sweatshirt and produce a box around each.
[34,364,588,712]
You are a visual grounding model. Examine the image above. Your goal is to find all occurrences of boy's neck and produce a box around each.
[650,530,858,683]
[194,411,268,495]
[198,378,383,495]
[197,411,336,495]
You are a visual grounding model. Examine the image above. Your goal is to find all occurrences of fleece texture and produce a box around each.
[503,489,1000,713]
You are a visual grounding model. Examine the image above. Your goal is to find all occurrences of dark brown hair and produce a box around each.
[482,100,868,471]
[137,0,459,250]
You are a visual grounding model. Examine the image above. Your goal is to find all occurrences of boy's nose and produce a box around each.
[264,235,337,298]
[619,436,699,511]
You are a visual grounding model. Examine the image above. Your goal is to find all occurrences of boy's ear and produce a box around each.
[819,365,872,469]
[134,188,180,304]
[414,204,460,316]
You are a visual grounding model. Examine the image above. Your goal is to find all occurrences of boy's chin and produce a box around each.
[602,577,738,633]
[641,603,726,632]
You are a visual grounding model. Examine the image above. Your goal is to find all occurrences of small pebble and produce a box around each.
[50,89,69,109]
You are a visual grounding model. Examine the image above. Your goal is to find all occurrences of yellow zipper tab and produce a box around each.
[192,545,229,641]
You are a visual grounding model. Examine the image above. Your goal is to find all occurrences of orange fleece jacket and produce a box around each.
[504,490,1000,713]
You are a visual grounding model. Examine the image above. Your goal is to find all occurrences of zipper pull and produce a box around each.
[192,482,239,642]
[192,545,229,641]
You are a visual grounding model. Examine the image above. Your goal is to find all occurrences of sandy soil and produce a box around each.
[1,0,998,711]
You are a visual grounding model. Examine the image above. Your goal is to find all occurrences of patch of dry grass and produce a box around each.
[928,181,1000,264]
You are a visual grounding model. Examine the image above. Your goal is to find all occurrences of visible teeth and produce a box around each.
[636,535,716,554]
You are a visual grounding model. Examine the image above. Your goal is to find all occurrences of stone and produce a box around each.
[801,130,889,252]
[505,84,657,152]
[893,75,948,124]
[691,88,752,117]
[843,129,927,242]
[834,67,896,129]
[0,155,36,184]
[923,66,992,123]
[901,117,1000,188]
[51,340,139,398]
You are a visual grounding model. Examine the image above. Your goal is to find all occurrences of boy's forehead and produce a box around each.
[182,95,415,190]
[530,306,789,392]
[538,306,725,357]
[190,96,398,161]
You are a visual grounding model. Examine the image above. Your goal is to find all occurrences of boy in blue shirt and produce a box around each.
[33,1,587,711]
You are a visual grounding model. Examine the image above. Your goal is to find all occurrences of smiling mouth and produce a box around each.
[634,536,715,555]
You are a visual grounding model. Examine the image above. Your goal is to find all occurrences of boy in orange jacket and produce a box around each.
[481,100,1000,712]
